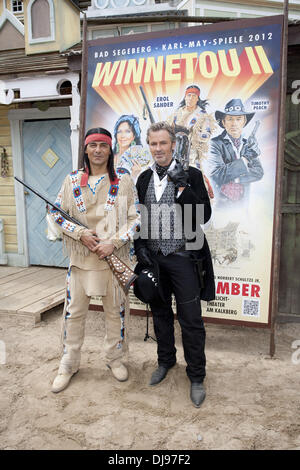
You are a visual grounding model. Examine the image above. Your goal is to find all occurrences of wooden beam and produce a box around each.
[269,0,289,357]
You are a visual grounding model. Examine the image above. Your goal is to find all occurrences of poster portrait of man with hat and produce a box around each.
[204,98,264,210]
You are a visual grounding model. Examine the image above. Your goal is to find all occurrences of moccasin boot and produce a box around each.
[107,363,129,382]
[51,370,78,393]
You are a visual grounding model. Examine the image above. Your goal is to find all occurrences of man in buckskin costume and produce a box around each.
[134,121,215,408]
[50,127,139,393]
[204,98,264,210]
[167,84,208,130]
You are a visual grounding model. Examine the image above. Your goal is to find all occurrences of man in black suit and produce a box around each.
[134,121,215,408]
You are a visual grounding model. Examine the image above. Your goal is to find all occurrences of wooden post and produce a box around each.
[78,12,88,170]
[269,0,289,357]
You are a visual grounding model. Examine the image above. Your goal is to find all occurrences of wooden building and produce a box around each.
[279,22,300,321]
[0,0,81,268]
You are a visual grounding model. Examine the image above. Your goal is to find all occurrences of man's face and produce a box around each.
[86,141,110,168]
[148,130,175,167]
[222,115,246,138]
[185,92,198,111]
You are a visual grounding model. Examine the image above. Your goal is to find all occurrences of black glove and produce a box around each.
[136,247,153,266]
[241,136,260,161]
[167,162,189,189]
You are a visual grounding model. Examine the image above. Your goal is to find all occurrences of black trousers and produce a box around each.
[149,251,206,383]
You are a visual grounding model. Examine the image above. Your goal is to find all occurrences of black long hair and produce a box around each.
[112,114,142,153]
[83,127,117,182]
[178,85,208,112]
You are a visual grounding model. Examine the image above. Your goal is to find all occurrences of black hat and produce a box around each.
[215,99,254,128]
[133,261,165,304]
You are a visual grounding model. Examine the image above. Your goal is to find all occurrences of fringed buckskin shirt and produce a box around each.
[50,170,140,272]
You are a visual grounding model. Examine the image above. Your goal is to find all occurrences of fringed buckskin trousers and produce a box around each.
[58,266,129,375]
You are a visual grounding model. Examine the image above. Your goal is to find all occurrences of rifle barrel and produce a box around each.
[14,176,87,228]
[139,85,155,124]
[14,177,136,292]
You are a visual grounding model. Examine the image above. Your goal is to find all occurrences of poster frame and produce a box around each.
[81,14,287,333]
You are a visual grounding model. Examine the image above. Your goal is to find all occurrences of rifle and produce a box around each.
[139,85,155,124]
[14,176,137,294]
[172,125,190,172]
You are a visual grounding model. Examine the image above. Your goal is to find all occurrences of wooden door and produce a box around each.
[23,119,72,267]
[278,94,300,320]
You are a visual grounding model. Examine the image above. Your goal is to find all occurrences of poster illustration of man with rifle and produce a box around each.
[166,84,217,171]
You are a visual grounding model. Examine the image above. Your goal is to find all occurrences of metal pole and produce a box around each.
[269,0,289,357]
[78,12,88,170]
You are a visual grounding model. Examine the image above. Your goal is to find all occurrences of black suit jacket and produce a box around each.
[134,166,215,301]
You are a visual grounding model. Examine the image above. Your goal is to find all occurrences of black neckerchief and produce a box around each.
[155,160,173,180]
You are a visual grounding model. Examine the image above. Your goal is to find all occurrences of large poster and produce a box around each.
[85,16,284,326]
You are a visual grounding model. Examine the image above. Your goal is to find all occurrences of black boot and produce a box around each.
[190,382,206,408]
[149,364,174,386]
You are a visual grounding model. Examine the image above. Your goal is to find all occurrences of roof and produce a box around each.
[0,48,69,78]
[1,15,300,78]
[68,0,81,11]
[78,0,91,8]
[18,0,82,10]
[60,42,82,57]
[61,18,300,59]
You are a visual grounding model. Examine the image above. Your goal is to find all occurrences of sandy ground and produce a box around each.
[0,307,299,451]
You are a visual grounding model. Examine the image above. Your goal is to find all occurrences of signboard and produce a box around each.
[85,16,284,327]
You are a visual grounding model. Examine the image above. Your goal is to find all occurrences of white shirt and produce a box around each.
[151,160,184,201]
[223,132,244,157]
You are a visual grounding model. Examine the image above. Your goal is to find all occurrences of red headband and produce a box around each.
[185,87,200,97]
[85,133,112,147]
